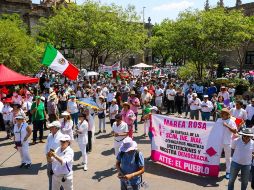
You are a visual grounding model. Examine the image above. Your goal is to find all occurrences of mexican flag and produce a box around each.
[41,44,79,80]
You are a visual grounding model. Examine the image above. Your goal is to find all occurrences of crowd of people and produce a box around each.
[0,69,254,190]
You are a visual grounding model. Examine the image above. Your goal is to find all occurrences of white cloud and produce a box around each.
[153,0,194,11]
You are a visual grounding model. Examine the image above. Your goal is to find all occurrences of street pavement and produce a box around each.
[0,114,250,190]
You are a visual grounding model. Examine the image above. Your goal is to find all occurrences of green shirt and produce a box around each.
[31,102,45,121]
[143,104,152,115]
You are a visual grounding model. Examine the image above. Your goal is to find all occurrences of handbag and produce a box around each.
[98,112,105,119]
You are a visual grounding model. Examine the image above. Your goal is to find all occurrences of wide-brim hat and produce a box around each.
[69,95,76,99]
[61,111,70,116]
[203,95,209,98]
[192,93,198,97]
[112,98,117,102]
[221,108,230,115]
[130,91,136,95]
[15,114,25,120]
[99,95,105,99]
[119,137,138,153]
[47,121,61,128]
[122,102,130,107]
[60,134,71,141]
[238,128,254,137]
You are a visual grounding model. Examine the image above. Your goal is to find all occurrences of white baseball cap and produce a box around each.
[47,121,61,128]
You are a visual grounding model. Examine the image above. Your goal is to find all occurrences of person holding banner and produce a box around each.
[215,108,237,179]
[228,128,254,190]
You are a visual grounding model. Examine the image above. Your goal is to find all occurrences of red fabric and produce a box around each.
[112,70,117,78]
[62,62,79,80]
[0,64,39,85]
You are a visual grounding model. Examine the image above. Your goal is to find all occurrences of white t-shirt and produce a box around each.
[13,122,29,143]
[215,118,237,145]
[112,121,129,142]
[230,108,247,120]
[155,88,164,101]
[188,98,201,110]
[245,104,254,120]
[2,105,13,121]
[45,130,64,154]
[232,137,254,165]
[166,89,176,101]
[200,100,213,112]
[109,104,119,119]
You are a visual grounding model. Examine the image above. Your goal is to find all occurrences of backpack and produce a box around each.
[119,150,140,165]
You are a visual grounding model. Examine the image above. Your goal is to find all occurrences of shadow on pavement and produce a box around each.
[0,163,42,176]
[96,133,112,139]
[92,167,118,182]
[0,141,14,147]
[101,148,114,156]
[133,135,150,145]
[0,187,26,190]
[145,161,224,187]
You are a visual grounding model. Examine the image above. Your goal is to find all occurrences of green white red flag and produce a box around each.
[41,44,79,80]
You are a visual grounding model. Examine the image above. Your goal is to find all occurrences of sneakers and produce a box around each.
[98,130,102,134]
[225,173,230,180]
[19,163,26,168]
[39,140,45,143]
[83,164,88,171]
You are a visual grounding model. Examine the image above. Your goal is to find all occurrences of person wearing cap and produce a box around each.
[48,134,74,190]
[121,102,136,138]
[2,98,13,139]
[13,114,32,169]
[112,114,129,156]
[200,95,213,121]
[214,108,237,179]
[128,91,140,133]
[228,128,254,190]
[230,100,247,130]
[109,99,119,128]
[166,84,176,115]
[97,95,107,133]
[75,113,89,171]
[188,93,201,120]
[142,100,152,137]
[67,95,79,127]
[31,96,47,144]
[116,137,145,190]
[218,86,230,105]
[60,111,74,140]
[245,98,254,128]
[45,121,64,190]
[22,92,33,124]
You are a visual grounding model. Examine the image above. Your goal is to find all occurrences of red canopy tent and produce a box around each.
[0,64,39,85]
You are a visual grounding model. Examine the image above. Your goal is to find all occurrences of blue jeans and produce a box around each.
[201,112,210,121]
[228,161,251,190]
[71,112,78,126]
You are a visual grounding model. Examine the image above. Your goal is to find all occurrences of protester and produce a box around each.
[154,84,164,110]
[166,84,176,115]
[121,102,136,138]
[142,100,152,137]
[2,98,13,139]
[230,100,247,130]
[45,120,64,190]
[109,98,119,128]
[188,93,201,120]
[245,98,254,128]
[112,114,129,156]
[31,96,47,144]
[175,88,184,118]
[116,137,145,190]
[14,114,32,169]
[97,95,106,133]
[128,91,140,133]
[67,95,79,127]
[200,95,213,121]
[214,108,237,179]
[60,111,74,140]
[48,134,74,190]
[76,113,88,171]
[84,108,94,153]
[228,128,254,190]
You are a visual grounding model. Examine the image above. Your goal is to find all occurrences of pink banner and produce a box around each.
[151,114,223,177]
[151,150,219,177]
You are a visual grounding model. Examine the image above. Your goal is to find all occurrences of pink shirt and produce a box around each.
[128,97,140,114]
[121,109,135,125]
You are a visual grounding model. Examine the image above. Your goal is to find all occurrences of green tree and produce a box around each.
[0,14,43,73]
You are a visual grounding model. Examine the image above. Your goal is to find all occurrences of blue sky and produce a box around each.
[32,0,253,23]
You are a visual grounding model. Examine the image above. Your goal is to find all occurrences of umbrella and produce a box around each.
[86,71,99,76]
[77,98,99,109]
[132,63,153,68]
[224,68,230,71]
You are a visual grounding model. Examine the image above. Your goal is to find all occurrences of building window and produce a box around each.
[245,51,254,64]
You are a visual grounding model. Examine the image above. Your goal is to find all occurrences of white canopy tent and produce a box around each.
[131,63,153,68]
